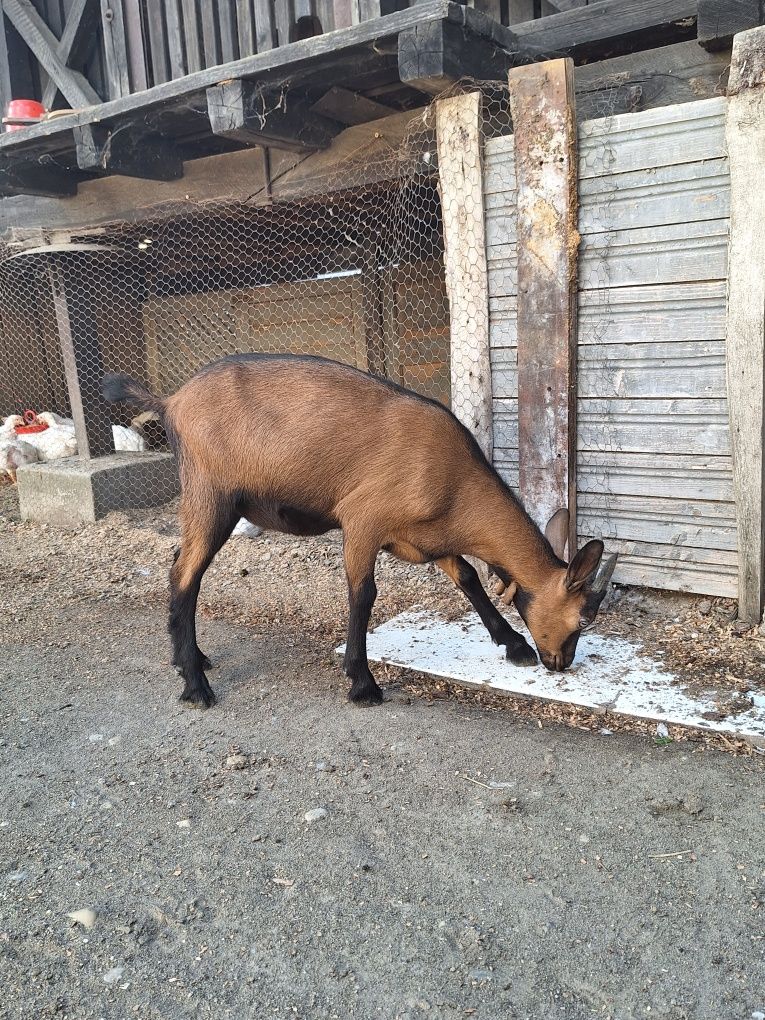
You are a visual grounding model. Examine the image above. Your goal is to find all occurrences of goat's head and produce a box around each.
[497,509,618,672]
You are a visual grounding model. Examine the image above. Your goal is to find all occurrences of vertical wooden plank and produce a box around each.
[100,0,130,98]
[725,26,765,623]
[236,0,255,56]
[218,0,238,61]
[144,0,169,84]
[200,0,221,66]
[273,0,293,46]
[435,91,493,461]
[332,0,356,29]
[164,0,186,79]
[0,13,13,120]
[122,0,147,92]
[253,0,275,50]
[179,0,201,72]
[508,58,578,555]
[48,259,114,459]
[361,244,385,376]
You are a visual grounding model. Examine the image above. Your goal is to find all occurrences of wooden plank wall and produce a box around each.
[484,96,737,597]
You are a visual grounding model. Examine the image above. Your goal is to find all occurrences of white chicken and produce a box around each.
[0,437,39,482]
[1,411,145,462]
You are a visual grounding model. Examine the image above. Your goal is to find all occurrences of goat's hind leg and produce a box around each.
[436,556,537,666]
[170,497,236,707]
[171,545,212,670]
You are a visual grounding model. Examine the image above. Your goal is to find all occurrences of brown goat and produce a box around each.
[101,354,616,708]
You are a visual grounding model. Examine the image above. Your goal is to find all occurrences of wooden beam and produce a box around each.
[1,0,101,108]
[725,25,765,622]
[698,0,765,52]
[48,258,114,459]
[512,0,699,61]
[74,123,184,180]
[311,85,393,125]
[123,0,148,92]
[574,39,730,120]
[435,91,492,461]
[0,158,78,196]
[508,58,578,552]
[398,17,515,96]
[207,79,340,151]
[41,0,99,109]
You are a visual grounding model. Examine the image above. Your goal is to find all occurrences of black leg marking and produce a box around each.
[344,574,383,705]
[442,557,537,667]
[169,500,236,708]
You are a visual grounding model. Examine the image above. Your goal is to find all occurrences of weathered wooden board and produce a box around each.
[579,219,729,289]
[579,158,730,235]
[435,92,493,461]
[484,95,736,595]
[579,451,734,502]
[508,58,578,551]
[725,27,765,621]
[578,282,727,345]
[578,340,727,398]
[578,97,727,178]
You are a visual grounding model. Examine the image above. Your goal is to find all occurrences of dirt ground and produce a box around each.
[1,487,764,1019]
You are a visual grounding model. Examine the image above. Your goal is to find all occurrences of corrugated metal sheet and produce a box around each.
[483,96,736,597]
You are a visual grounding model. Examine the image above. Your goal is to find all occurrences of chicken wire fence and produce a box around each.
[0,87,507,503]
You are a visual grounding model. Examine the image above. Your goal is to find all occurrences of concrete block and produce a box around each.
[16,452,179,527]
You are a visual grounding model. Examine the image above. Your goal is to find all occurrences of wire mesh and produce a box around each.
[0,95,468,505]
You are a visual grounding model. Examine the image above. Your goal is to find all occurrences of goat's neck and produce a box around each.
[460,468,562,591]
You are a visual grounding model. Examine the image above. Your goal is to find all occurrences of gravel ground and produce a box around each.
[1,485,765,1019]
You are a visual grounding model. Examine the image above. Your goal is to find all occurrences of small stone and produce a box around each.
[102,966,124,984]
[304,807,328,823]
[732,620,751,635]
[697,599,712,615]
[177,819,191,829]
[656,723,669,738]
[225,753,249,770]
[67,908,96,929]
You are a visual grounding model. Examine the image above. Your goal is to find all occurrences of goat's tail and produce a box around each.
[100,373,166,416]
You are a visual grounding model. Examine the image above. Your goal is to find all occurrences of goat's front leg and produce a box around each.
[342,535,382,705]
[436,556,537,666]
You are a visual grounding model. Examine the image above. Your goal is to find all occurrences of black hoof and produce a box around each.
[348,679,384,706]
[180,681,216,709]
[505,640,538,667]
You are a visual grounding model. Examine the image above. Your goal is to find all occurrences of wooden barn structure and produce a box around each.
[1,1,765,621]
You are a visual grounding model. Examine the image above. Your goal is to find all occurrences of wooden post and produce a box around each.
[725,27,765,623]
[48,257,114,460]
[508,58,578,557]
[435,91,493,463]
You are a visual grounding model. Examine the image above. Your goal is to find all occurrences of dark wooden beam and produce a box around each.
[311,85,393,125]
[511,0,699,61]
[41,0,99,109]
[207,80,340,151]
[698,0,765,52]
[0,158,78,196]
[398,18,516,95]
[1,0,101,107]
[74,123,184,180]
[574,38,731,119]
[48,257,114,459]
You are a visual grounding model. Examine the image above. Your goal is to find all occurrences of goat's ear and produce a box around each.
[565,539,604,593]
[544,508,570,559]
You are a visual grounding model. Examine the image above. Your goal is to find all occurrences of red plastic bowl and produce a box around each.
[4,99,46,132]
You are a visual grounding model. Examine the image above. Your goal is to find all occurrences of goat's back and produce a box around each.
[165,355,482,518]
